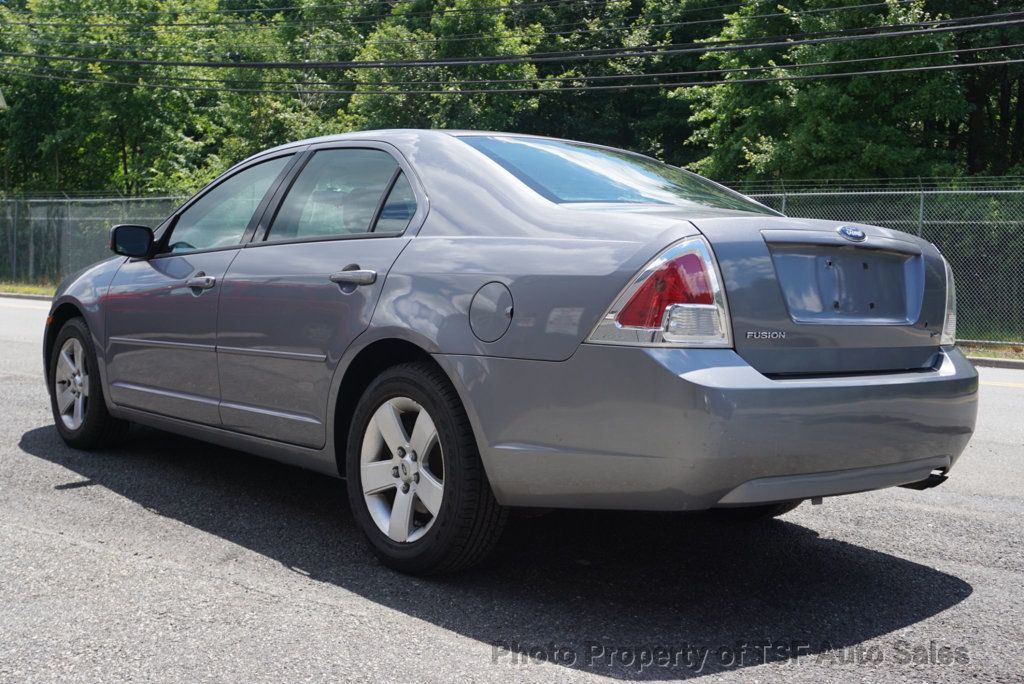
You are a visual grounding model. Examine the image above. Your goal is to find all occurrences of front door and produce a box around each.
[105,155,293,425]
[216,145,422,448]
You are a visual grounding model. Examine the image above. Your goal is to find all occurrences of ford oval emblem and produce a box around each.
[837,225,866,242]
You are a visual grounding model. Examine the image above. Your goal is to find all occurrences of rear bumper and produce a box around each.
[435,345,978,510]
[717,455,950,505]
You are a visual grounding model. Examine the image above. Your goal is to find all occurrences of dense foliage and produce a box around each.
[0,0,1022,194]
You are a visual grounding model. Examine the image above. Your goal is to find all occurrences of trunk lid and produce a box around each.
[690,216,946,376]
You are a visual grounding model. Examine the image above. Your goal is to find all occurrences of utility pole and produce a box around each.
[1,88,10,280]
[0,88,7,193]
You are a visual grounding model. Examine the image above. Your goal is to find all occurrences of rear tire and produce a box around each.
[49,317,129,449]
[711,501,802,520]
[346,361,507,575]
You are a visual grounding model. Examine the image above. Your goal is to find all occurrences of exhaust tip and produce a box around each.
[899,469,949,491]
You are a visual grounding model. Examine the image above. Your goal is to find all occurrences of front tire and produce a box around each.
[346,362,507,575]
[49,317,128,449]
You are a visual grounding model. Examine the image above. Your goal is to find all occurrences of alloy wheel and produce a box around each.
[54,338,89,431]
[360,396,445,543]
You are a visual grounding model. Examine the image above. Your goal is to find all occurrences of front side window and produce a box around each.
[167,156,289,254]
[267,148,407,241]
[461,135,775,215]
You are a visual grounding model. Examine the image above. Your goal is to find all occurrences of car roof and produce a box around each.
[232,129,773,221]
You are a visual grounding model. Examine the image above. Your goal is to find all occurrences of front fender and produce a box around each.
[43,256,124,404]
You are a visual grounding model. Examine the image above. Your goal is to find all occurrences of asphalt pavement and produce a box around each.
[1,296,1021,682]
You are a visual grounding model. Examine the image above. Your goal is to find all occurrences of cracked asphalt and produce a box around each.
[1,295,1021,682]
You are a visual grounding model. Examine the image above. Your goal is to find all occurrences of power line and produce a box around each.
[11,41,1019,89]
[8,14,616,51]
[8,0,740,19]
[2,0,571,25]
[2,55,1020,95]
[4,54,1019,95]
[1,18,704,56]
[0,0,927,32]
[5,0,379,15]
[4,2,989,63]
[2,13,1021,70]
[6,0,923,55]
[0,0,916,32]
[6,12,662,52]
[0,0,710,29]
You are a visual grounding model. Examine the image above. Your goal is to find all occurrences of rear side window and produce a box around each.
[375,172,417,233]
[167,156,289,254]
[267,148,409,241]
[461,135,774,215]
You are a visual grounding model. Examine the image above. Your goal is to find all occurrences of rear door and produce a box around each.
[216,143,423,448]
[691,216,947,376]
[105,154,294,424]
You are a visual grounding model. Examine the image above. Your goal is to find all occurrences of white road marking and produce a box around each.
[980,380,1024,389]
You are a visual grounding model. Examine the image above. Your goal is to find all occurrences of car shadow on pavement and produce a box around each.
[19,425,973,680]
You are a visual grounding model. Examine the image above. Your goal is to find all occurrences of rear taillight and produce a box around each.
[941,257,957,346]
[588,236,732,347]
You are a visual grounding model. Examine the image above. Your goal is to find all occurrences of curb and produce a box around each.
[0,292,52,302]
[967,356,1024,370]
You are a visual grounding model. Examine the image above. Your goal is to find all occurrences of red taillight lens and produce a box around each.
[587,236,731,347]
[616,253,714,328]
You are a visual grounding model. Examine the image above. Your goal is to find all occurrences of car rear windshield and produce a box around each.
[461,135,774,214]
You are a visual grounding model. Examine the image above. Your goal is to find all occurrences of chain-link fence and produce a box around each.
[1,188,1022,343]
[0,196,183,285]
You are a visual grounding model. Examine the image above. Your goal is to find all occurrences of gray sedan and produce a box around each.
[44,130,978,574]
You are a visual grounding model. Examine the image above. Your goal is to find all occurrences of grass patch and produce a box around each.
[0,281,56,297]
[961,344,1024,361]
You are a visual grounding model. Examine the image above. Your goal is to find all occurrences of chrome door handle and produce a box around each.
[329,269,377,286]
[186,274,216,290]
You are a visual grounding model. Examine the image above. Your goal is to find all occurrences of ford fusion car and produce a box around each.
[44,130,978,574]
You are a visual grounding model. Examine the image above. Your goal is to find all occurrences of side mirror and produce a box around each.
[110,224,154,258]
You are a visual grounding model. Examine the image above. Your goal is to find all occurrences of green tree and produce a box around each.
[346,0,542,131]
[1,0,1022,192]
[682,0,969,180]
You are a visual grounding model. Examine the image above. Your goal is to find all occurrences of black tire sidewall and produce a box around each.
[345,364,474,570]
[49,318,108,447]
